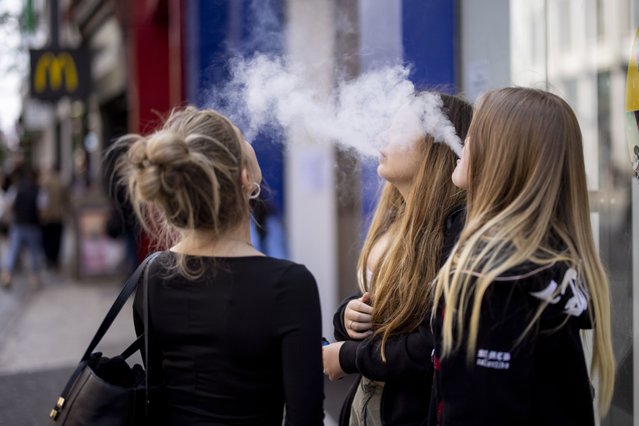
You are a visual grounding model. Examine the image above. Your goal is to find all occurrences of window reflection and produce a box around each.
[511,0,636,423]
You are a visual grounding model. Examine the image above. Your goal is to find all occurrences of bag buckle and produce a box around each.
[49,397,65,420]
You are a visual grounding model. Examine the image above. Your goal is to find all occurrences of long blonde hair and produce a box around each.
[358,93,473,360]
[432,87,615,414]
[112,106,251,276]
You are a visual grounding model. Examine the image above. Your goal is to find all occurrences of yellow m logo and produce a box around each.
[34,52,78,93]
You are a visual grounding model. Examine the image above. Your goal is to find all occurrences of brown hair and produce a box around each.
[358,93,473,359]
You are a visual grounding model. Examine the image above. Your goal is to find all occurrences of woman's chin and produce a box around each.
[377,165,388,180]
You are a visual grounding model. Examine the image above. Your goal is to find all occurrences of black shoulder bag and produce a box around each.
[48,252,162,426]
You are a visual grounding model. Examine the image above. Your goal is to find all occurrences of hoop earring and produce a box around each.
[249,182,261,200]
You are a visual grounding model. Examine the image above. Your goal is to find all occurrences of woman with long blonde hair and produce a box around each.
[430,87,615,425]
[323,93,473,425]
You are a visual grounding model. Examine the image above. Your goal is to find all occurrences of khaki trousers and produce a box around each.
[349,377,383,426]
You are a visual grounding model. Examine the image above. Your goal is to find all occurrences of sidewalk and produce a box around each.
[0,273,135,374]
[0,270,133,426]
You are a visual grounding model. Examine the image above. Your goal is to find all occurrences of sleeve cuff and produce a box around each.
[332,308,348,341]
[339,340,360,374]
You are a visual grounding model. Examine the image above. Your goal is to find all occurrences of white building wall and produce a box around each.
[460,0,512,102]
[285,0,338,340]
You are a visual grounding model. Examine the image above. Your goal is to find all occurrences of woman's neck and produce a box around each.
[392,181,410,201]
[171,225,264,257]
[397,187,408,200]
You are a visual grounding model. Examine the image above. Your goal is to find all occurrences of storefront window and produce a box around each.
[510,0,636,423]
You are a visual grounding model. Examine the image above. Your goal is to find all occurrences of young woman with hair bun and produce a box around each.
[113,106,324,425]
[430,87,615,425]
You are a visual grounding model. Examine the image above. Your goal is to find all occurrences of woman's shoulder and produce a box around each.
[145,251,312,274]
[144,252,318,295]
[493,261,590,324]
[445,205,466,230]
[224,255,317,286]
[490,261,579,296]
[494,261,575,285]
[265,257,316,283]
[441,205,466,261]
[249,255,309,270]
[262,258,319,304]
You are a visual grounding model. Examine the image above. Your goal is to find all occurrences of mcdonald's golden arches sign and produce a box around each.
[30,49,89,101]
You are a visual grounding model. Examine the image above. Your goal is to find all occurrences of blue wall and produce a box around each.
[361,0,458,231]
[402,0,456,91]
[238,0,286,221]
[184,0,231,107]
[184,0,287,256]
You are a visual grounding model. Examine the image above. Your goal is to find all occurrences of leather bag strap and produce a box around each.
[143,251,153,407]
[120,334,144,359]
[80,252,161,361]
[52,252,162,418]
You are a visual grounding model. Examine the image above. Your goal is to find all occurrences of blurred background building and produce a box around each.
[3,0,637,423]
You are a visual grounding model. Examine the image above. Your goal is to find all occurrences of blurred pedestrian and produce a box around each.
[104,195,140,275]
[1,165,45,289]
[40,167,70,271]
[113,106,324,425]
[104,139,154,269]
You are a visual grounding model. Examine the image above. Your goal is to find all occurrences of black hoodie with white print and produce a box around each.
[429,262,595,426]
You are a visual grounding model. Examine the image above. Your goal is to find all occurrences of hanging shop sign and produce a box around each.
[29,49,90,101]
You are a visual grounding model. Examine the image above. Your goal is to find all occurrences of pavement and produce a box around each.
[0,268,134,426]
[0,267,353,426]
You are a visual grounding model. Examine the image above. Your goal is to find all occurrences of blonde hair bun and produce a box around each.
[129,130,193,203]
[112,106,250,277]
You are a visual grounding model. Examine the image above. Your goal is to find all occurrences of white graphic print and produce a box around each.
[476,349,511,370]
[528,268,588,317]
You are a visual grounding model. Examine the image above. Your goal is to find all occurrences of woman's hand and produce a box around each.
[344,292,373,339]
[322,342,346,381]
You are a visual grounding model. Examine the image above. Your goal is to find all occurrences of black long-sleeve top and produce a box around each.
[430,262,595,426]
[333,207,465,425]
[133,252,324,425]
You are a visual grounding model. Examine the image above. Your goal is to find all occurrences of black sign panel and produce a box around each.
[29,49,90,101]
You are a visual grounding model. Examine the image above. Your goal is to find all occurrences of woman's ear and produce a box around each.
[241,167,251,189]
